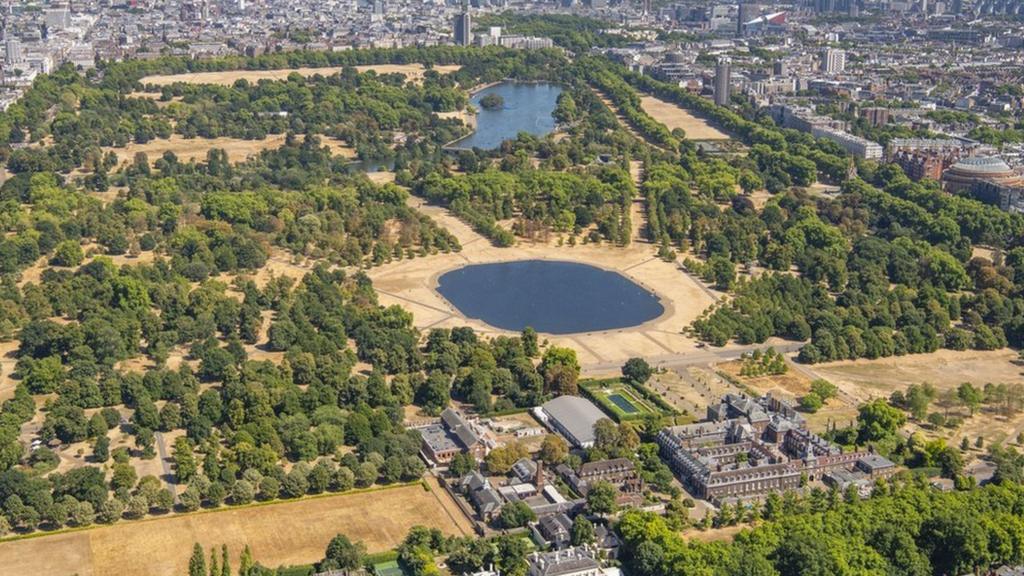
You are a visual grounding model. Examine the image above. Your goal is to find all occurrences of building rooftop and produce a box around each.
[858,454,897,471]
[949,155,1013,174]
[540,396,607,447]
[419,422,459,454]
[579,458,635,477]
[528,547,601,576]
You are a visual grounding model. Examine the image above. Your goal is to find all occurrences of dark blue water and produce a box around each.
[436,260,664,334]
[450,82,562,150]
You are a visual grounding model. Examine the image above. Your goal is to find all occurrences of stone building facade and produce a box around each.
[657,394,893,502]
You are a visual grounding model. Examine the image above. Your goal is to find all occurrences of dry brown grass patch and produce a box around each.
[0,483,466,576]
[103,134,356,166]
[638,95,730,141]
[139,64,462,87]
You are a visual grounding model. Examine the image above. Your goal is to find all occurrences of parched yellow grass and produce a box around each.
[811,349,1022,402]
[638,95,730,141]
[366,170,397,185]
[140,64,462,87]
[0,483,466,576]
[103,134,356,165]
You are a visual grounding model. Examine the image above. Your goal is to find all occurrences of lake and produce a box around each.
[436,260,664,334]
[450,82,562,150]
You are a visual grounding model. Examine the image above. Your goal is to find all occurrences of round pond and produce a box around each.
[436,260,665,334]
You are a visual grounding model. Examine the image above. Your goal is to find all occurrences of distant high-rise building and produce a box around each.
[919,0,929,13]
[372,0,385,16]
[45,8,71,31]
[820,48,846,74]
[950,0,962,14]
[860,107,890,127]
[848,0,860,16]
[714,58,731,107]
[4,36,21,65]
[642,0,652,15]
[737,2,759,34]
[453,3,472,46]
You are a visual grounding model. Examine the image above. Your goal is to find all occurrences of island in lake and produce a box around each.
[479,93,504,110]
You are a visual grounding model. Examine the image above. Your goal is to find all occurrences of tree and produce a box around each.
[799,393,823,413]
[587,481,618,515]
[93,436,110,462]
[485,443,528,475]
[125,495,149,519]
[416,372,451,415]
[449,452,477,477]
[539,434,568,465]
[571,514,596,546]
[809,379,838,402]
[173,437,197,483]
[51,240,83,267]
[709,256,736,290]
[521,327,539,357]
[543,364,579,396]
[957,382,982,415]
[189,543,207,576]
[622,357,653,385]
[906,384,934,421]
[493,534,530,576]
[498,500,536,528]
[180,484,203,511]
[111,462,138,492]
[232,480,255,505]
[937,444,964,479]
[99,498,125,523]
[540,347,580,395]
[857,399,906,444]
[319,534,366,573]
[593,418,628,456]
[220,545,231,576]
[355,462,378,488]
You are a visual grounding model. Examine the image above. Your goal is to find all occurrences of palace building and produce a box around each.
[657,394,895,502]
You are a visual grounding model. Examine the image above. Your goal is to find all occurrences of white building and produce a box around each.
[5,37,22,65]
[45,9,71,32]
[528,547,619,576]
[714,57,731,106]
[820,48,846,74]
[811,125,883,160]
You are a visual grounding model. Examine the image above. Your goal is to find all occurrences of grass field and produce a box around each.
[103,133,356,166]
[139,64,462,87]
[808,349,1024,445]
[0,483,467,576]
[638,95,731,141]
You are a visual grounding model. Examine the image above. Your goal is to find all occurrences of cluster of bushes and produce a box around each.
[738,347,787,377]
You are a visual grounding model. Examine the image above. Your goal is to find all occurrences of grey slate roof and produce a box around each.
[541,395,607,447]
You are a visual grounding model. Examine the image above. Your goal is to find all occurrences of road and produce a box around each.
[154,431,177,502]
[581,341,806,375]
